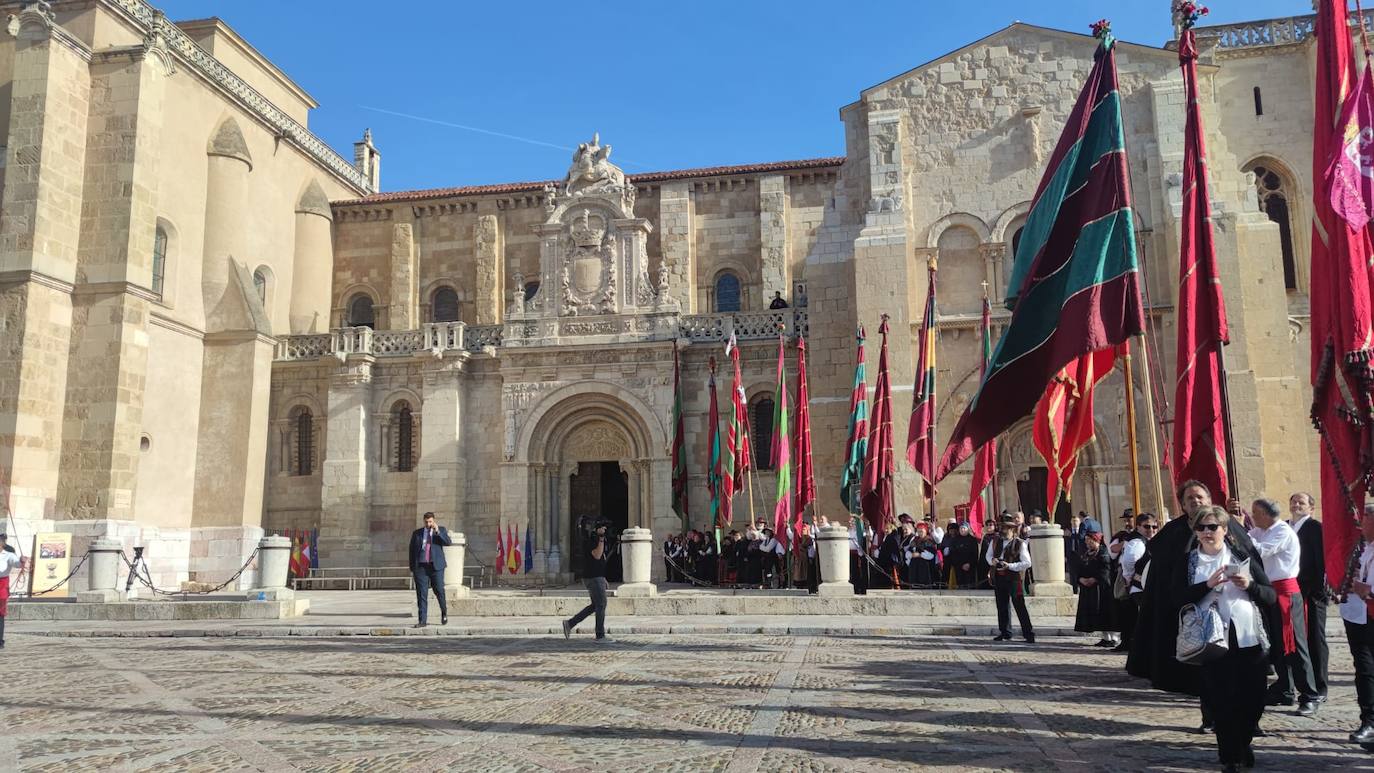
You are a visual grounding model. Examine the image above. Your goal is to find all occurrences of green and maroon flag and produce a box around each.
[936,23,1145,481]
[721,333,750,526]
[771,331,793,546]
[861,316,895,536]
[965,295,995,538]
[707,357,723,545]
[906,259,939,499]
[671,346,689,526]
[793,335,815,551]
[840,327,869,515]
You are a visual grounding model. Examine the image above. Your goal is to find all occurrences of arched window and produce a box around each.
[394,402,415,472]
[348,293,375,328]
[294,408,314,476]
[432,287,459,323]
[1011,226,1024,258]
[937,225,984,315]
[253,269,268,302]
[1247,162,1298,290]
[750,395,775,470]
[152,226,168,298]
[714,272,742,313]
[524,281,541,302]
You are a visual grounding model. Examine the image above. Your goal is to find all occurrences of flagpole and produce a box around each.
[1135,326,1170,519]
[1215,343,1242,503]
[1123,340,1143,517]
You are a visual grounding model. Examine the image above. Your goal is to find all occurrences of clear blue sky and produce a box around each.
[163,0,1307,192]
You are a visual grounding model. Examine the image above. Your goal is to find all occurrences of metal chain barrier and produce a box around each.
[120,546,262,597]
[29,551,91,596]
[664,552,725,588]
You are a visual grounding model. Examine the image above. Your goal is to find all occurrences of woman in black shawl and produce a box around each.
[1074,527,1115,645]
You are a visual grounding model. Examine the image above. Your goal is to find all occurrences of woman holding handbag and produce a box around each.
[1169,505,1277,773]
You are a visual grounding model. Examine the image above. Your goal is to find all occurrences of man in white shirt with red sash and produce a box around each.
[1249,498,1320,716]
[0,532,23,649]
[1342,504,1374,748]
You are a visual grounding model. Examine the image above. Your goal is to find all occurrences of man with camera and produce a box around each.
[408,512,452,628]
[563,518,613,642]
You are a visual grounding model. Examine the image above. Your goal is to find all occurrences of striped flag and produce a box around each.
[793,335,815,552]
[936,24,1145,482]
[496,527,505,576]
[771,330,793,546]
[1033,344,1118,513]
[861,316,895,537]
[840,327,868,514]
[721,334,750,527]
[707,357,724,544]
[507,524,520,575]
[524,524,533,574]
[671,346,690,527]
[965,295,995,537]
[906,259,939,499]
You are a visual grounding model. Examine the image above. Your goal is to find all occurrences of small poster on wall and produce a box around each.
[30,533,73,598]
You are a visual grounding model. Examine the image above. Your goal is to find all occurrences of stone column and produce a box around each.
[289,180,334,334]
[251,534,292,599]
[416,356,467,529]
[388,221,417,330]
[815,524,853,596]
[474,214,503,324]
[617,526,656,597]
[660,182,696,311]
[77,537,124,602]
[1027,523,1072,597]
[532,463,549,574]
[319,357,374,566]
[759,174,790,307]
[0,8,92,522]
[444,532,469,599]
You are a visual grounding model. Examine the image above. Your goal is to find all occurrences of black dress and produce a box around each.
[909,536,939,588]
[1074,546,1114,633]
[947,535,980,588]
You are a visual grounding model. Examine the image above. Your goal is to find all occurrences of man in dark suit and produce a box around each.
[409,512,452,628]
[1289,491,1329,701]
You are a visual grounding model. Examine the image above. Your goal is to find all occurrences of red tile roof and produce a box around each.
[336,156,845,207]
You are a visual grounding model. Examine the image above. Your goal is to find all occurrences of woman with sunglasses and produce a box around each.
[1167,505,1277,773]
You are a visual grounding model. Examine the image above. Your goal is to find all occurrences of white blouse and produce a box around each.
[1340,542,1374,626]
[1190,545,1263,648]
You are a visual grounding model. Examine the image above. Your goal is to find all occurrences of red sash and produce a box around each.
[0,574,10,617]
[1272,577,1301,656]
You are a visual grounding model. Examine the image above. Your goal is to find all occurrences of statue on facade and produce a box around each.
[510,272,526,316]
[564,133,626,195]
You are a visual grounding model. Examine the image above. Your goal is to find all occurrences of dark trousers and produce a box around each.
[1271,590,1319,702]
[994,572,1034,638]
[1307,596,1329,697]
[1117,594,1139,648]
[1347,619,1374,724]
[1200,630,1267,766]
[568,577,609,638]
[0,612,6,645]
[412,563,446,624]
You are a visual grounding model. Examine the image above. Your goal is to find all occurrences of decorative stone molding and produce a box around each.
[563,420,631,462]
[296,179,333,220]
[207,117,253,169]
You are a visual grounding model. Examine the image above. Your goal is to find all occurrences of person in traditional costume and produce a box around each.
[1074,526,1116,646]
[909,522,939,588]
[0,532,21,649]
[1341,504,1374,748]
[946,522,980,589]
[988,513,1035,642]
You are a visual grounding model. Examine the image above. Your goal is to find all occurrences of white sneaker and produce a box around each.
[561,620,571,640]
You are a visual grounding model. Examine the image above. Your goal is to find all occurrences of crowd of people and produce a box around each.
[662,522,819,591]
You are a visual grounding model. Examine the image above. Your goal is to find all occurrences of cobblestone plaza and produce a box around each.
[0,632,1365,771]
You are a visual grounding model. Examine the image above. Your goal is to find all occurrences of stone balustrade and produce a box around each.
[273,312,809,361]
[1195,10,1374,53]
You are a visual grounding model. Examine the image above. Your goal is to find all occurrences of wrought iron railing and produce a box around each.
[680,310,808,342]
[1196,10,1374,52]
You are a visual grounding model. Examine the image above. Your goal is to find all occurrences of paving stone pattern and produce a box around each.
[0,634,1368,772]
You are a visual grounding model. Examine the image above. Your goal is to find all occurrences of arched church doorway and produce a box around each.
[569,461,630,581]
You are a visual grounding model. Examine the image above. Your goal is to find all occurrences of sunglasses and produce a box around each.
[1193,523,1221,533]
[1140,524,1158,531]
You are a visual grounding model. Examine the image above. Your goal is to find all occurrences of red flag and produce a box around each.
[1311,0,1374,592]
[496,526,505,576]
[861,316,895,536]
[671,346,690,525]
[1172,26,1232,504]
[906,260,939,498]
[965,296,995,537]
[1033,345,1118,514]
[794,335,815,552]
[722,333,751,525]
[771,332,793,547]
[707,357,724,535]
[507,524,520,574]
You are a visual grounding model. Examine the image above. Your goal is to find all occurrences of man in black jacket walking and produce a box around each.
[1289,492,1329,701]
[408,512,452,628]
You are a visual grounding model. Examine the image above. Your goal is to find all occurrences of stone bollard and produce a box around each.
[616,527,657,597]
[76,538,125,603]
[815,524,854,597]
[1027,523,1073,597]
[249,535,293,600]
[444,532,470,601]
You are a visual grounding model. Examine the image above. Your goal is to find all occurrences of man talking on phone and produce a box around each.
[563,520,612,642]
[409,512,452,628]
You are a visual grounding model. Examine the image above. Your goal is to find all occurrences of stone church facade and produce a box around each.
[0,0,1327,584]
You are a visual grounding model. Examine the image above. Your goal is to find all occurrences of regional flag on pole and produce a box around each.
[707,357,724,545]
[794,335,816,549]
[1173,11,1233,503]
[1311,0,1374,591]
[671,346,690,527]
[724,332,752,505]
[936,22,1145,481]
[841,327,869,515]
[771,330,793,547]
[861,316,895,536]
[495,526,505,576]
[524,525,533,574]
[1033,344,1118,514]
[965,296,995,537]
[906,258,939,499]
[507,524,520,575]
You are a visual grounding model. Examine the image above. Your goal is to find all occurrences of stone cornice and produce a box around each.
[92,0,371,194]
[0,269,75,294]
[14,2,92,62]
[203,329,277,347]
[70,279,161,302]
[148,311,204,340]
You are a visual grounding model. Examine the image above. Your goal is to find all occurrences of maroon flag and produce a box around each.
[794,335,815,550]
[965,294,995,537]
[861,316,895,537]
[671,346,689,525]
[1172,24,1232,504]
[722,333,750,525]
[1311,0,1374,592]
[906,259,938,499]
[1330,64,1374,229]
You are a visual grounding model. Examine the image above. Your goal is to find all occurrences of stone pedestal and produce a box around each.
[248,535,293,600]
[444,532,470,600]
[816,524,854,597]
[77,538,125,603]
[1027,523,1072,597]
[616,527,657,597]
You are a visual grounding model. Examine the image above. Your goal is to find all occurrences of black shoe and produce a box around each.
[1243,748,1255,769]
[1197,722,1215,734]
[1093,638,1114,647]
[1222,763,1240,773]
[441,615,448,625]
[1265,694,1295,707]
[993,633,1011,641]
[1350,722,1374,744]
[1023,635,1036,644]
[413,623,428,629]
[1297,700,1318,717]
[1253,726,1267,737]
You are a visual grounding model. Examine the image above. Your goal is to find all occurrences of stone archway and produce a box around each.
[998,419,1112,528]
[514,384,665,579]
